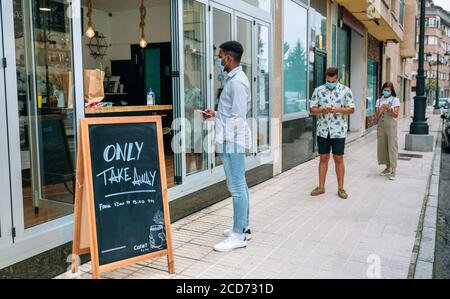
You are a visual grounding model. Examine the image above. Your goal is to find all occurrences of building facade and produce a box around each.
[0,0,417,278]
[331,0,417,133]
[411,0,450,101]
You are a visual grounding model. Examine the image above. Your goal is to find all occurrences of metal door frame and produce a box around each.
[0,0,14,249]
[0,0,83,269]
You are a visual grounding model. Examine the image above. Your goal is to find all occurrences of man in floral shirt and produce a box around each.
[309,67,355,199]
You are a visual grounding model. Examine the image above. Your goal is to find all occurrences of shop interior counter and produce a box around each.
[85,105,173,117]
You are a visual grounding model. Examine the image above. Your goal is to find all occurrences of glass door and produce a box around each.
[366,59,378,123]
[7,0,77,231]
[182,0,210,176]
[178,1,273,185]
[211,2,233,167]
[313,49,327,152]
[171,0,183,186]
[210,5,272,169]
[0,3,14,248]
[235,13,254,156]
[255,21,270,154]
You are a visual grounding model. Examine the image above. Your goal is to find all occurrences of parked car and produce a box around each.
[439,98,449,108]
[442,107,450,153]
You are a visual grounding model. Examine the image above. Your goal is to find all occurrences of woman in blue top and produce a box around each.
[375,82,401,181]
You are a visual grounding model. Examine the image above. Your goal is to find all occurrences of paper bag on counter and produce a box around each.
[61,72,73,108]
[84,69,105,103]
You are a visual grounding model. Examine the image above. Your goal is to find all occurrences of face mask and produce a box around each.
[216,58,224,71]
[383,91,391,98]
[325,81,337,90]
[216,57,229,82]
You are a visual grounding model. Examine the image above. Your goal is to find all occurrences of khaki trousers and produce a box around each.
[377,110,398,168]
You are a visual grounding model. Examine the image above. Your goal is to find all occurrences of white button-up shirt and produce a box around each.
[215,66,252,150]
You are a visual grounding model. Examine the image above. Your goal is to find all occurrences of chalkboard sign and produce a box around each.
[39,115,74,187]
[71,116,174,279]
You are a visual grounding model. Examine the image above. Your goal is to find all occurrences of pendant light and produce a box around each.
[139,0,148,48]
[86,0,96,38]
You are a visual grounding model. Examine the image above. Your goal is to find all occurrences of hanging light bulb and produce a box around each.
[86,0,96,38]
[86,26,95,39]
[139,37,148,48]
[139,0,147,48]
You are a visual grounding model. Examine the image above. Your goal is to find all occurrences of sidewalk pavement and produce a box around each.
[58,111,441,279]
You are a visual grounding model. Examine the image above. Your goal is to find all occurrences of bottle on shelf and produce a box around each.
[147,88,156,105]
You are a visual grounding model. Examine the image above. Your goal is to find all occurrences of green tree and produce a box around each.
[283,40,308,113]
[283,40,307,94]
[283,42,290,57]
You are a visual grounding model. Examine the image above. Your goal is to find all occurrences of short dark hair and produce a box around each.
[219,41,244,63]
[326,67,339,77]
[381,81,397,97]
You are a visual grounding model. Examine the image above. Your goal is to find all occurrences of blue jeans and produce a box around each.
[219,143,250,234]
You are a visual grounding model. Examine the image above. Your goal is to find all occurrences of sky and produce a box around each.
[432,0,450,12]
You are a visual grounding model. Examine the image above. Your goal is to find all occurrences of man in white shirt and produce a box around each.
[203,41,252,252]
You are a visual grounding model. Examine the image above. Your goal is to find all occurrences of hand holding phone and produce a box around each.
[202,109,215,120]
[329,105,337,114]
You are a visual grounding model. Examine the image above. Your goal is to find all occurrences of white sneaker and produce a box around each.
[223,229,252,241]
[213,235,247,252]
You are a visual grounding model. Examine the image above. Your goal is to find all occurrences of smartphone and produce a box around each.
[195,109,208,115]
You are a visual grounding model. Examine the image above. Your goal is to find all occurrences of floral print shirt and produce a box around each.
[310,82,355,139]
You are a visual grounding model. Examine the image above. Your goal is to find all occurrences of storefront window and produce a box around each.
[337,26,351,85]
[241,0,272,13]
[310,0,327,51]
[256,24,270,152]
[183,0,209,175]
[331,24,337,66]
[14,0,75,228]
[283,0,308,115]
[366,59,378,117]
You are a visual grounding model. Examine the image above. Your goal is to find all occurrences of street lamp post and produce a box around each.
[426,53,433,106]
[434,53,441,112]
[409,0,428,135]
[434,51,450,112]
[406,0,434,152]
[447,51,450,99]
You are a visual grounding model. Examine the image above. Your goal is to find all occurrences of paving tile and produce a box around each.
[55,115,440,280]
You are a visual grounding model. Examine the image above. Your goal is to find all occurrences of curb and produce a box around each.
[408,122,442,279]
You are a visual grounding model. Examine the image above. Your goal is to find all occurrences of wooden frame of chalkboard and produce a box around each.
[71,116,174,279]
